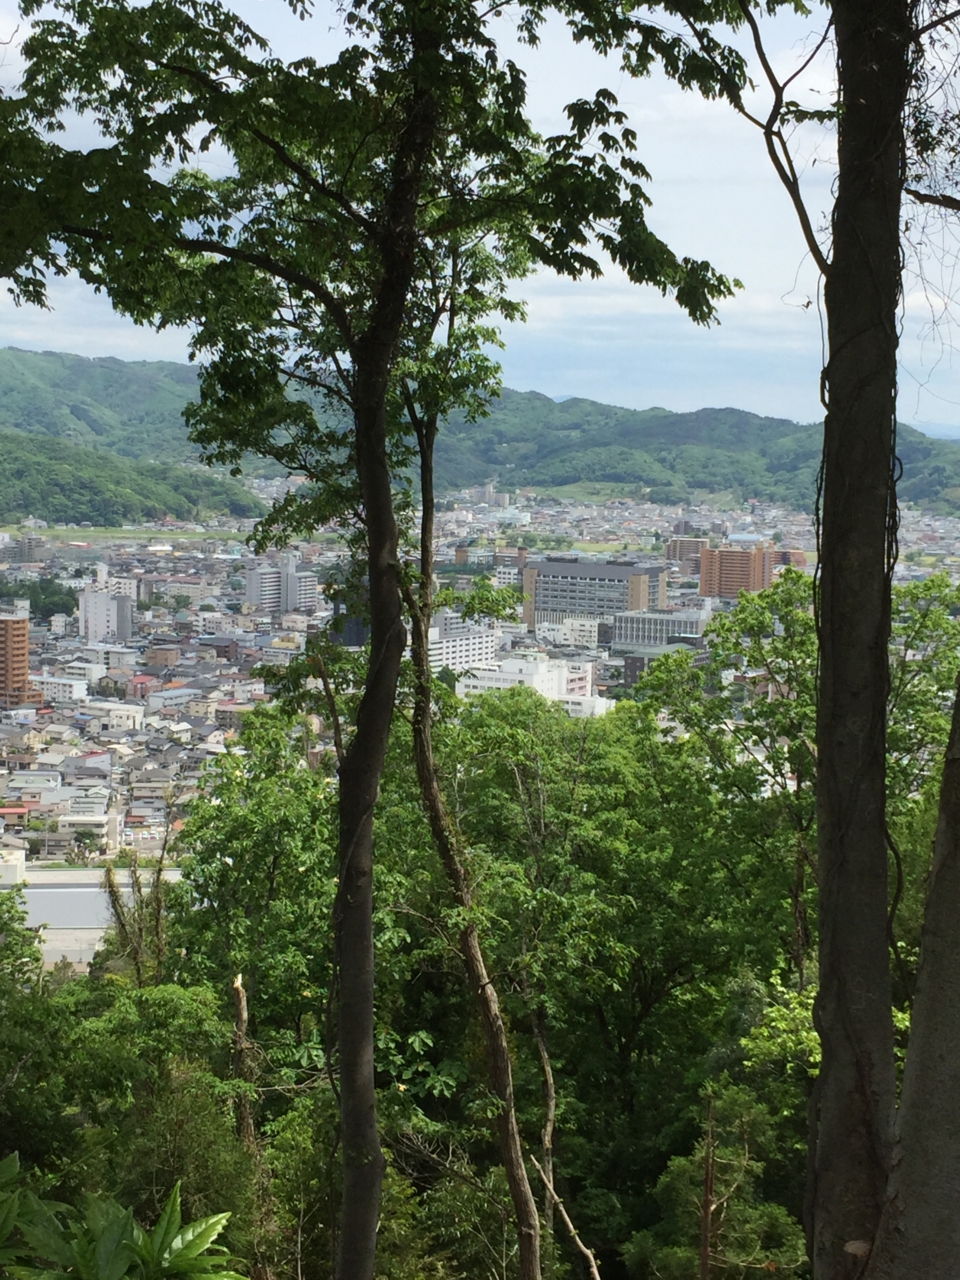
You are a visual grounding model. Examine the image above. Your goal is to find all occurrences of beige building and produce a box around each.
[665,536,709,561]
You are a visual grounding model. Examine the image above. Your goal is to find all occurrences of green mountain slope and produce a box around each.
[3,348,960,513]
[0,347,200,462]
[436,391,960,512]
[0,430,264,525]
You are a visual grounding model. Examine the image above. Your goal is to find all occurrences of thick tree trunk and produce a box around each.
[865,684,960,1278]
[813,3,908,1277]
[406,426,542,1280]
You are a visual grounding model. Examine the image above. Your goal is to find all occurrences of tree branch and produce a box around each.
[530,1157,602,1280]
[735,0,831,276]
[914,5,960,39]
[905,185,960,211]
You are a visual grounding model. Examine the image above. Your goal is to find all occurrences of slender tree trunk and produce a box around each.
[334,37,440,1275]
[530,1010,556,1278]
[406,419,542,1280]
[813,4,908,1276]
[334,385,404,1280]
[865,683,960,1278]
[700,1096,714,1280]
[232,973,257,1150]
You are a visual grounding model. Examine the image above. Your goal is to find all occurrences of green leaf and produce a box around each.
[0,1190,21,1246]
[161,1216,231,1270]
[0,1154,20,1189]
[148,1185,182,1264]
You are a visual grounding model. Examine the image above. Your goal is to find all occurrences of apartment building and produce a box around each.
[665,536,709,562]
[0,609,31,710]
[79,587,134,644]
[30,673,89,704]
[699,544,774,599]
[427,608,499,670]
[245,555,318,613]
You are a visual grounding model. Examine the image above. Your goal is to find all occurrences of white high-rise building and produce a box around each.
[247,556,318,613]
[245,566,282,611]
[279,553,318,613]
[79,587,134,644]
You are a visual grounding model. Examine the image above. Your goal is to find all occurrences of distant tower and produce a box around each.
[0,605,31,709]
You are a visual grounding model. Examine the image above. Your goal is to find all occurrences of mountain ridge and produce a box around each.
[1,347,960,514]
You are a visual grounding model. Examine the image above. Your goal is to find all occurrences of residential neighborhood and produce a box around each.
[1,483,957,870]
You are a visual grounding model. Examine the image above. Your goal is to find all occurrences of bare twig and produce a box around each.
[530,1157,601,1280]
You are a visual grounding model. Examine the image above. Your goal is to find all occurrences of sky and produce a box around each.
[2,1,960,435]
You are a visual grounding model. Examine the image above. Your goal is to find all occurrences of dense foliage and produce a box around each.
[1,574,953,1279]
[0,575,77,619]
[0,349,201,465]
[0,429,264,525]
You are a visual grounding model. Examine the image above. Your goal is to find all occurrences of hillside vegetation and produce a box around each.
[3,347,960,512]
[438,390,960,512]
[0,429,264,525]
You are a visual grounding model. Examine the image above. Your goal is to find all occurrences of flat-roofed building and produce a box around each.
[613,605,713,650]
[699,545,774,599]
[665,536,709,562]
[521,558,668,629]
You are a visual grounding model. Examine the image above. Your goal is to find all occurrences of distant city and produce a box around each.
[1,477,955,952]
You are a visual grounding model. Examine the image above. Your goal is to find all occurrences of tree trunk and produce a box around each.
[530,1009,556,1278]
[232,974,257,1150]
[864,683,960,1278]
[334,388,402,1280]
[700,1095,714,1280]
[331,26,441,1276]
[406,418,542,1280]
[813,3,908,1276]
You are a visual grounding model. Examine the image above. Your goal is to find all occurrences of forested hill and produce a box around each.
[4,346,960,512]
[0,430,263,525]
[437,391,960,511]
[0,347,200,464]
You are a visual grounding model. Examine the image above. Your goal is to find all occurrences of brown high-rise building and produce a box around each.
[699,544,774,599]
[0,612,31,709]
[665,536,709,562]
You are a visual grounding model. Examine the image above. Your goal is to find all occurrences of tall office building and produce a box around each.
[521,558,668,629]
[0,608,31,709]
[699,545,774,598]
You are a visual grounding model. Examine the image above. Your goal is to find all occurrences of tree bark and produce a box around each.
[334,35,440,1280]
[406,416,542,1280]
[864,683,960,1278]
[530,1009,556,1277]
[813,3,909,1276]
[232,973,257,1150]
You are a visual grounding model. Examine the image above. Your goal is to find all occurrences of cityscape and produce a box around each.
[2,475,957,924]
